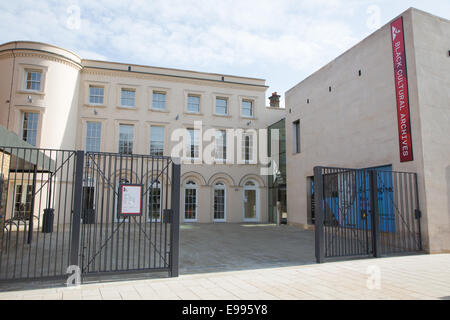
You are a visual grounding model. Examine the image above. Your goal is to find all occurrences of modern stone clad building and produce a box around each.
[0,41,285,224]
[285,8,450,253]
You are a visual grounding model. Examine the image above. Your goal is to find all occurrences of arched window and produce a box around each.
[148,180,161,221]
[213,182,226,222]
[243,179,259,222]
[184,180,197,221]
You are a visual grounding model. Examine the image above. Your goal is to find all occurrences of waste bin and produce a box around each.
[42,208,54,233]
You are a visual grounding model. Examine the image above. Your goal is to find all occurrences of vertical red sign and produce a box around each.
[391,17,413,162]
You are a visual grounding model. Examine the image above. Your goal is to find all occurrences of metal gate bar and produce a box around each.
[314,166,422,263]
[0,146,180,283]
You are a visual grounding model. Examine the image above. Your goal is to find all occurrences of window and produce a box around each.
[14,184,32,220]
[215,130,227,161]
[150,126,164,156]
[242,100,253,117]
[118,124,134,154]
[242,133,254,162]
[215,98,228,115]
[85,122,101,152]
[214,182,226,221]
[22,112,39,146]
[293,120,300,153]
[152,92,166,110]
[187,95,200,113]
[89,86,104,105]
[148,181,161,221]
[121,89,135,107]
[243,179,259,221]
[25,71,41,91]
[184,180,197,221]
[186,128,200,159]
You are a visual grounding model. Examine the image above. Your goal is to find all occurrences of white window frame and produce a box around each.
[89,86,105,105]
[241,99,254,118]
[24,70,42,92]
[186,94,201,113]
[118,124,134,154]
[147,180,162,222]
[85,122,102,152]
[21,112,39,146]
[214,129,227,162]
[184,180,198,222]
[120,88,136,108]
[149,126,165,156]
[242,132,255,163]
[151,91,167,111]
[242,179,260,222]
[215,97,228,115]
[186,128,200,160]
[213,182,226,222]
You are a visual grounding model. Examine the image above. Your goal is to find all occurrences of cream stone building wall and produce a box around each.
[285,8,450,253]
[0,41,284,224]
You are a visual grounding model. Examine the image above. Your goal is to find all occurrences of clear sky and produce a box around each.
[1,0,449,107]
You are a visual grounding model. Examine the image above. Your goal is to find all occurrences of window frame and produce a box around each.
[149,125,165,156]
[186,128,200,160]
[241,99,254,118]
[120,88,136,108]
[186,94,201,113]
[151,91,167,111]
[242,132,255,163]
[215,97,228,116]
[292,119,301,154]
[214,129,227,162]
[21,112,39,146]
[24,70,42,92]
[184,180,198,222]
[213,182,227,222]
[89,85,105,105]
[118,124,134,154]
[85,121,102,152]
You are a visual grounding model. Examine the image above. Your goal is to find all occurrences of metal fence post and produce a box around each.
[414,173,423,251]
[314,166,325,263]
[169,161,181,277]
[70,150,84,268]
[369,170,380,257]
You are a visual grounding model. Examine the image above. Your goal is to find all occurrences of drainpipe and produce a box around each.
[6,42,17,131]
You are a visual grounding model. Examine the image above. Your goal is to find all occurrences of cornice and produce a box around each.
[81,67,268,91]
[0,49,82,70]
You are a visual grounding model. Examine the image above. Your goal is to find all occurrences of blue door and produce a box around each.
[322,165,395,232]
[373,165,395,232]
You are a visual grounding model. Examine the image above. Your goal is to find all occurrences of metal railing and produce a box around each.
[0,146,180,282]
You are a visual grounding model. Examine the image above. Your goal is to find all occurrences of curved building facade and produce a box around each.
[0,41,285,224]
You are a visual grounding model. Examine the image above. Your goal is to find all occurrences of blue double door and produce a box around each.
[322,165,395,233]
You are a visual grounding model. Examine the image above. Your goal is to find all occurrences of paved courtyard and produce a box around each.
[179,223,315,274]
[0,224,449,300]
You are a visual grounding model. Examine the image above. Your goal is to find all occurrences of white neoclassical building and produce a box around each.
[0,41,285,224]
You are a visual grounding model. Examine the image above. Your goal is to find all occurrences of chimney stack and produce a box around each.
[269,92,280,108]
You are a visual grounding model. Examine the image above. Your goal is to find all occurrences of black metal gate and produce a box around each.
[79,152,180,278]
[0,146,180,283]
[314,166,422,263]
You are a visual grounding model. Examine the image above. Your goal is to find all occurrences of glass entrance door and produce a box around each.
[243,180,259,221]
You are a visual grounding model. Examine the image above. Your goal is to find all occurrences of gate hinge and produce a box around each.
[415,209,422,219]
